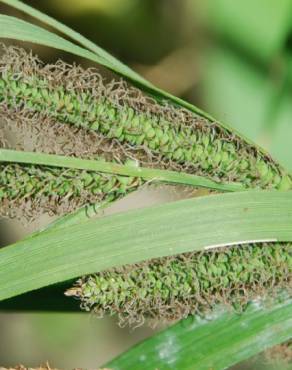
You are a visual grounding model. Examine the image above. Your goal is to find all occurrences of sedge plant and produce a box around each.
[0,1,291,369]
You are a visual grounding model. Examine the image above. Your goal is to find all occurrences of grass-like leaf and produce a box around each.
[0,0,150,86]
[0,149,244,192]
[107,297,292,370]
[0,2,291,366]
[1,190,292,301]
[0,15,110,66]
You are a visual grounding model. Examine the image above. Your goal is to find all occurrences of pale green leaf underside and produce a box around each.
[107,298,292,370]
[1,190,292,301]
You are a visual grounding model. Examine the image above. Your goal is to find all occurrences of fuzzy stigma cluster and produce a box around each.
[0,45,291,326]
[0,161,141,219]
[0,45,291,191]
[68,244,291,326]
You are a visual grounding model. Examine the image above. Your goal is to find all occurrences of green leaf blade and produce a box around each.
[0,190,292,301]
[0,14,108,65]
[0,0,150,86]
[107,298,292,370]
[0,149,245,192]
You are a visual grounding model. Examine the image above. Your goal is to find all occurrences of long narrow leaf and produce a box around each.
[107,298,292,370]
[0,15,111,67]
[0,149,244,192]
[0,5,275,155]
[1,191,292,301]
[0,0,150,86]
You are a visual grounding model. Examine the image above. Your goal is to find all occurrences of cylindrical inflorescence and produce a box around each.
[67,243,292,326]
[0,162,142,219]
[0,45,291,191]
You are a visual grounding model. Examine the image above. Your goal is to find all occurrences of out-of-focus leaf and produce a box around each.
[201,47,273,141]
[202,48,292,172]
[268,92,292,171]
[107,298,292,370]
[202,0,292,63]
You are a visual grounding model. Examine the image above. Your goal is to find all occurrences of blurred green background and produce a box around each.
[0,0,292,369]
